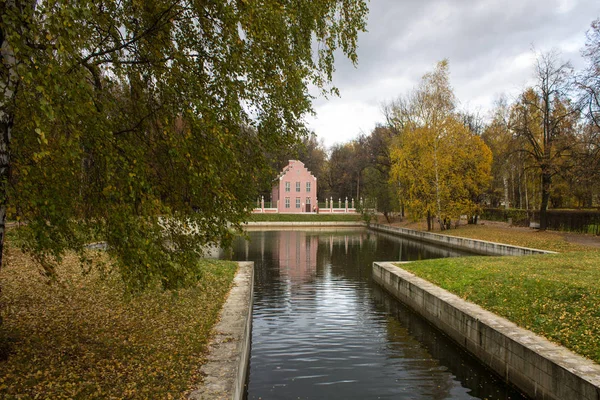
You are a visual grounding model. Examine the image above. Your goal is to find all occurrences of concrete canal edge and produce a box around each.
[373,261,600,400]
[370,223,556,256]
[188,261,254,400]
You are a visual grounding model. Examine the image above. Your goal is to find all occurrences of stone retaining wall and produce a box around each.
[373,261,600,400]
[188,261,254,400]
[370,224,555,256]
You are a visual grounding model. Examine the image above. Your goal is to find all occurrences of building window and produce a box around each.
[296,181,301,192]
[306,197,311,205]
[296,197,301,208]
[285,182,290,192]
[285,197,290,208]
[306,182,311,192]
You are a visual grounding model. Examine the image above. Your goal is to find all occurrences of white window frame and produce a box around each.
[285,182,290,192]
[295,197,301,208]
[306,182,311,192]
[285,197,290,208]
[296,181,301,192]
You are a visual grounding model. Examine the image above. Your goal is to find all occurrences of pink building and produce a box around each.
[271,160,317,213]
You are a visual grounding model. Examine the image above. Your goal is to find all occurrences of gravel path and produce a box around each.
[563,233,600,248]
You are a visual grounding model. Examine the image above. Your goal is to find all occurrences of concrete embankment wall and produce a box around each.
[373,262,600,400]
[370,223,555,256]
[188,261,254,400]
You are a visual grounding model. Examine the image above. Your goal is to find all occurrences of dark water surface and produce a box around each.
[229,229,527,400]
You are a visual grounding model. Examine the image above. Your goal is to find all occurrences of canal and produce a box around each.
[229,228,527,400]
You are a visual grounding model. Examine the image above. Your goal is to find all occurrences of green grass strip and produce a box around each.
[248,213,362,222]
[443,224,591,252]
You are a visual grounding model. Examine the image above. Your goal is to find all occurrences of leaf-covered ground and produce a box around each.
[441,223,593,253]
[0,247,237,399]
[397,251,600,364]
[384,217,595,253]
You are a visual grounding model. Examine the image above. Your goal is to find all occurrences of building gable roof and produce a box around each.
[274,160,317,182]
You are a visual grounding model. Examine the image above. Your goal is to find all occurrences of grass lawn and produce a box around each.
[0,246,237,399]
[396,250,600,364]
[248,213,362,222]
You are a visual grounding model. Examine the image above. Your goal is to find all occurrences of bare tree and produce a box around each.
[579,18,600,129]
[573,18,600,206]
[512,50,578,230]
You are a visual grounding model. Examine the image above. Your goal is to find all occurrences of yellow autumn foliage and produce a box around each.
[391,115,492,222]
[389,61,492,225]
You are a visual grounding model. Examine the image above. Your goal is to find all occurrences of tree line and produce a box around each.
[287,18,600,231]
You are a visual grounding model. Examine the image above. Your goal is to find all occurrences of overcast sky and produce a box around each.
[305,0,600,148]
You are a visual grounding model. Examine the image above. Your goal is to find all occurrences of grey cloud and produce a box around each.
[329,0,597,95]
[310,0,600,146]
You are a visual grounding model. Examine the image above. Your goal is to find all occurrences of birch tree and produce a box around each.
[389,61,491,230]
[482,100,511,208]
[0,0,368,299]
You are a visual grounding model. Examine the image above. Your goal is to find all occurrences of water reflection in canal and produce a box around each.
[229,229,527,400]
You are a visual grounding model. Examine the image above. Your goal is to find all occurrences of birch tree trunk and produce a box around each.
[0,2,21,327]
[540,169,552,230]
[503,174,509,210]
[433,139,443,230]
[525,172,529,219]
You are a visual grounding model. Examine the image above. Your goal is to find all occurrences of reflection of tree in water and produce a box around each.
[384,313,456,400]
[374,286,528,400]
[317,230,471,284]
[317,231,378,282]
[231,231,283,308]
